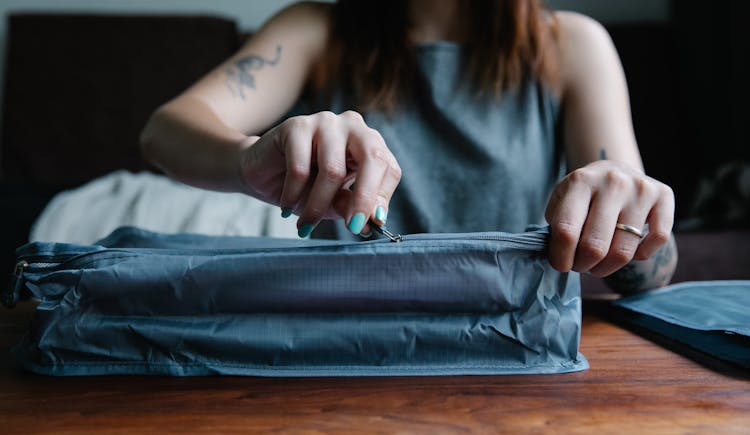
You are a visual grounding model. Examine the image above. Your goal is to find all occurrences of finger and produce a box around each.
[547,178,592,272]
[371,153,401,226]
[345,123,400,227]
[360,222,373,237]
[287,180,314,219]
[332,187,353,219]
[339,113,400,229]
[278,119,314,213]
[297,123,348,236]
[573,191,624,274]
[346,130,389,235]
[634,185,675,260]
[330,170,391,239]
[544,184,562,224]
[588,206,649,277]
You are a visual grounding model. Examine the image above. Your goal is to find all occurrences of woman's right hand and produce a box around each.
[239,110,402,238]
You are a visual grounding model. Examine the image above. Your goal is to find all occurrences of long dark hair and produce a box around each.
[315,0,559,112]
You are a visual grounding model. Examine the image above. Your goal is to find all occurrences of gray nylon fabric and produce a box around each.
[11,226,587,376]
[612,280,750,370]
[306,42,562,240]
[615,281,750,335]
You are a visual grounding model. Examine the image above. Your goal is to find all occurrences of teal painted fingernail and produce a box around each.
[281,208,293,218]
[374,206,387,224]
[298,223,315,238]
[348,213,366,235]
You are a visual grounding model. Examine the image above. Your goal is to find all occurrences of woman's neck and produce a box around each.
[408,0,470,44]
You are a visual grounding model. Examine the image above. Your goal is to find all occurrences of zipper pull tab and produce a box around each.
[371,224,402,243]
[3,260,28,308]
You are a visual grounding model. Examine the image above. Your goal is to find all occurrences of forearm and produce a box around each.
[140,96,257,193]
[604,233,678,294]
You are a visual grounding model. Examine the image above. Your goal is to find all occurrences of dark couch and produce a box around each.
[1,13,748,291]
[1,14,239,271]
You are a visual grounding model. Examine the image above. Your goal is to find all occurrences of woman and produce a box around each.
[140,0,677,292]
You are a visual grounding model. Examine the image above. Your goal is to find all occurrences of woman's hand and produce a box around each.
[239,110,402,237]
[545,160,675,278]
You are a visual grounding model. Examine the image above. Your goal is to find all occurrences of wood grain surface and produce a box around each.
[1,301,748,434]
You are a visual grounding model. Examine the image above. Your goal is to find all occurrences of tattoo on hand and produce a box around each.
[650,238,673,275]
[604,235,677,294]
[599,148,608,160]
[225,45,282,100]
[604,262,646,292]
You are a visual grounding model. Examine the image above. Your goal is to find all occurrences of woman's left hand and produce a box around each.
[544,160,675,277]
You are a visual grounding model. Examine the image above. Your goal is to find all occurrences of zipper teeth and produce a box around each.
[28,262,61,268]
[404,237,545,247]
[402,233,546,247]
[20,232,547,269]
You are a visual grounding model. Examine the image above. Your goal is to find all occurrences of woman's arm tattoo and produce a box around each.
[604,234,678,294]
[225,45,282,100]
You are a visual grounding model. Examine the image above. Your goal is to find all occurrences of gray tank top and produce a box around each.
[307,42,563,240]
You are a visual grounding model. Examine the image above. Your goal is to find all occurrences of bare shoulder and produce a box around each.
[552,11,621,93]
[554,11,611,44]
[247,1,332,54]
[267,1,332,29]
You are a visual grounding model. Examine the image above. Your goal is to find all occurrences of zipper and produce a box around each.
[399,230,548,249]
[3,257,72,308]
[371,225,402,242]
[3,260,29,308]
[16,230,548,266]
[5,229,549,308]
[14,260,28,274]
[66,231,542,256]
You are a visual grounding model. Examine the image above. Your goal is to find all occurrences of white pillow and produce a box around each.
[30,170,298,244]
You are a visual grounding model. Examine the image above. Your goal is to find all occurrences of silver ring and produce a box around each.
[615,223,644,239]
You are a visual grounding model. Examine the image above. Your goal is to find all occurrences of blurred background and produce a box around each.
[1,0,748,270]
[0,0,674,124]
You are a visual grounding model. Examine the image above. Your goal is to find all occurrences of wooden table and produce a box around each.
[1,298,748,434]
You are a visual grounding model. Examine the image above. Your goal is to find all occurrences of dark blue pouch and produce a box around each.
[612,280,750,370]
[5,226,587,376]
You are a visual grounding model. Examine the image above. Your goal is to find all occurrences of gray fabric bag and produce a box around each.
[6,226,588,376]
[612,280,750,371]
